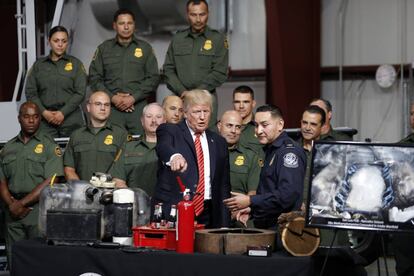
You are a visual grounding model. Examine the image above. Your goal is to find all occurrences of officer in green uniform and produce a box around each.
[26,26,87,138]
[0,102,64,264]
[218,111,261,227]
[297,105,325,203]
[232,86,264,158]
[64,91,127,181]
[89,9,160,135]
[163,0,228,129]
[393,102,414,276]
[310,98,353,141]
[112,103,166,195]
[218,110,261,195]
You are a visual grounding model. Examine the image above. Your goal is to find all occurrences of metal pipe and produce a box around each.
[13,0,23,102]
[336,0,348,126]
[52,0,65,27]
[400,0,408,137]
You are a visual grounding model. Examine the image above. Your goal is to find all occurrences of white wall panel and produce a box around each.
[321,0,413,142]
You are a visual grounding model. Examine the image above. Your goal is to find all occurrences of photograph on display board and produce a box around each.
[306,141,414,232]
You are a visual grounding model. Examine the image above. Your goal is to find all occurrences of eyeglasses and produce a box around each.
[90,102,111,108]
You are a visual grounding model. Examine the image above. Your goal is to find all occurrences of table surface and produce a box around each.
[12,239,314,276]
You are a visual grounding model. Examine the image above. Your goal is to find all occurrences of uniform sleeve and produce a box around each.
[155,124,181,164]
[63,136,76,168]
[197,34,228,92]
[250,150,306,219]
[247,153,261,192]
[45,143,64,178]
[130,45,160,102]
[89,47,111,95]
[163,41,187,95]
[0,159,5,182]
[25,63,47,113]
[60,60,87,116]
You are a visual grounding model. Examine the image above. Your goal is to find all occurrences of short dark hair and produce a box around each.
[48,26,68,40]
[256,104,283,119]
[186,0,209,10]
[113,9,135,23]
[19,101,39,116]
[305,105,326,126]
[233,85,255,100]
[310,98,332,113]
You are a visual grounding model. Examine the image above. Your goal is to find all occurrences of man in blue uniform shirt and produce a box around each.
[224,104,306,229]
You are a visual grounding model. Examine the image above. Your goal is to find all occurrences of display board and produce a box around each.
[306,141,414,232]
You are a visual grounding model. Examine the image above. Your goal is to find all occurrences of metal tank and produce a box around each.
[39,180,150,242]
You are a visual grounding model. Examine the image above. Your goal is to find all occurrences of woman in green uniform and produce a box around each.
[26,26,87,138]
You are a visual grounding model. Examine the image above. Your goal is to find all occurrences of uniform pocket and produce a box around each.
[198,49,215,69]
[27,154,47,178]
[127,59,145,79]
[174,45,192,56]
[230,164,249,175]
[74,143,93,153]
[2,155,17,178]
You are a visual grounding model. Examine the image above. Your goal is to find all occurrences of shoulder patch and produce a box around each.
[258,158,264,168]
[55,146,62,157]
[283,152,298,168]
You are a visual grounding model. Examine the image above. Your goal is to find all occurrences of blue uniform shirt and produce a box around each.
[250,131,306,227]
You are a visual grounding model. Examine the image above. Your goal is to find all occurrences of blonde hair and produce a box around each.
[183,89,212,111]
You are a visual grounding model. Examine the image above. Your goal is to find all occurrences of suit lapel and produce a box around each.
[179,120,196,157]
[206,130,216,181]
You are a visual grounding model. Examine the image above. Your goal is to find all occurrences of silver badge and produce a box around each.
[283,153,298,168]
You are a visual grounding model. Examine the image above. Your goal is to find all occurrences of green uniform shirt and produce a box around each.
[0,131,64,194]
[239,121,265,159]
[63,122,127,181]
[25,54,87,117]
[320,125,353,141]
[399,133,414,144]
[89,36,160,103]
[163,26,228,95]
[229,144,261,194]
[110,136,157,196]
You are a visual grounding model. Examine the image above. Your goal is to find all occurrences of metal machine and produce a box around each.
[39,174,150,245]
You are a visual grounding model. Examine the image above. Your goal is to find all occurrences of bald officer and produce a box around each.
[162,95,184,124]
[217,110,260,196]
[64,91,127,181]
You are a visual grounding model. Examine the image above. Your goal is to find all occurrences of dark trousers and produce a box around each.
[196,200,212,228]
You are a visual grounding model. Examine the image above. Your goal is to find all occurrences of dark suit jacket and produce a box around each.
[153,121,231,228]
